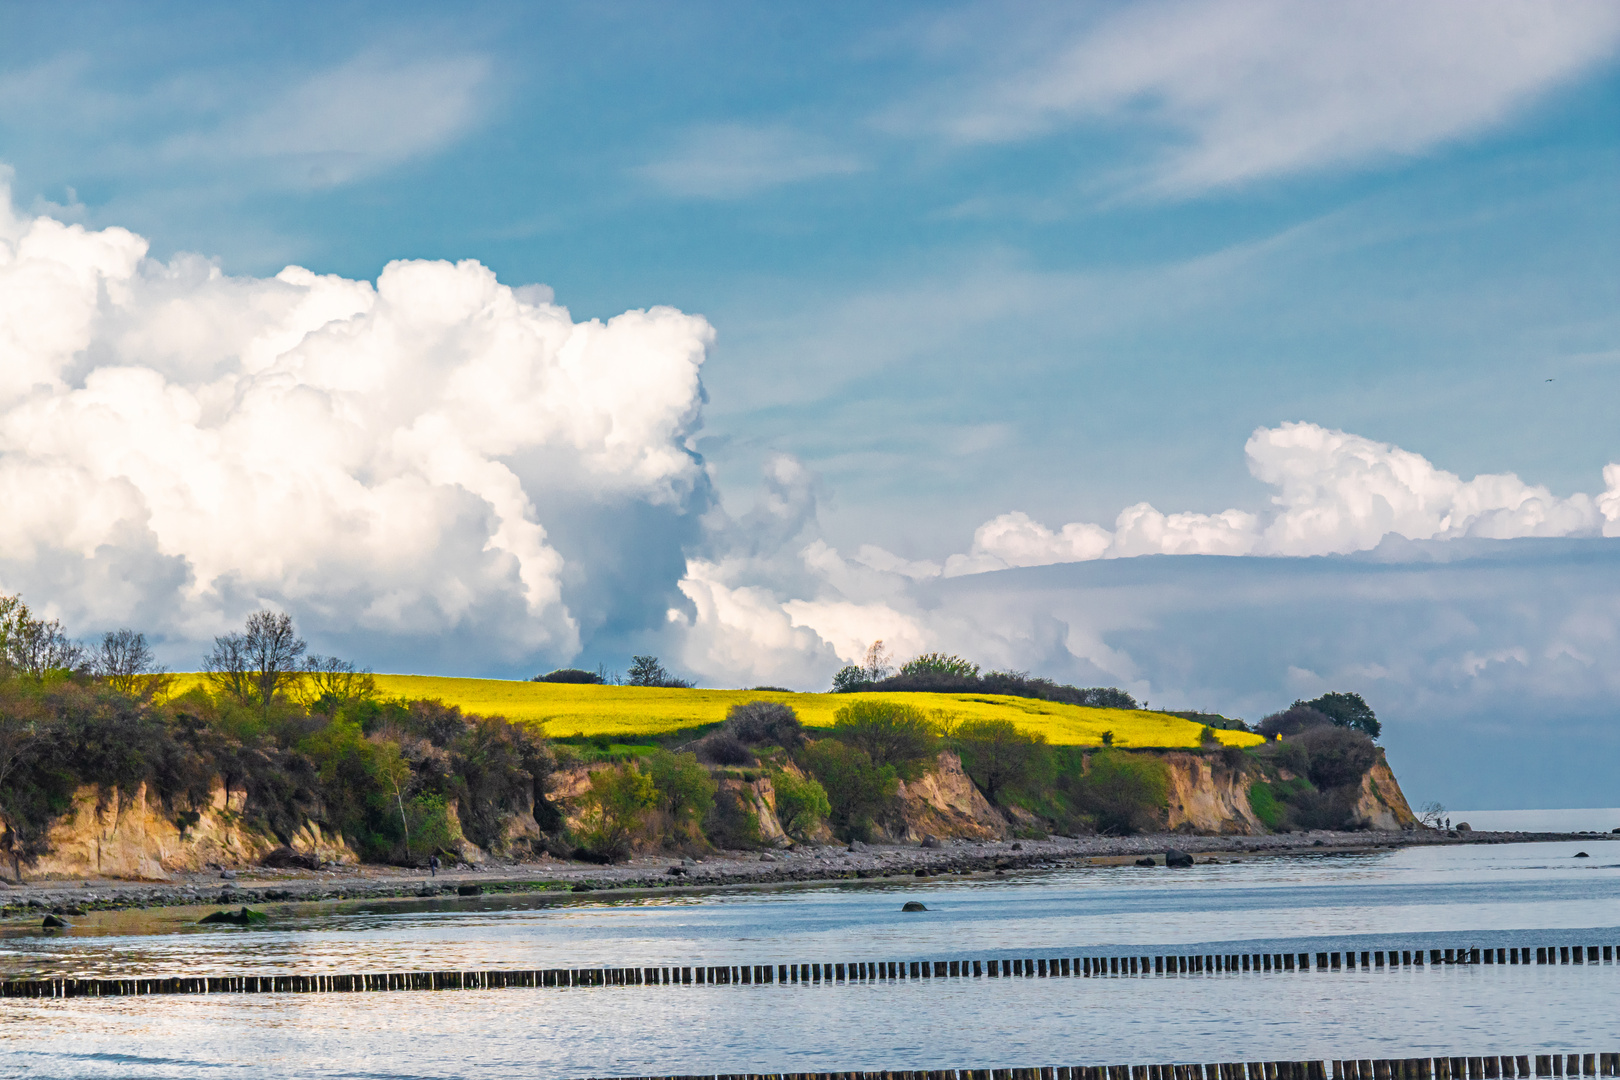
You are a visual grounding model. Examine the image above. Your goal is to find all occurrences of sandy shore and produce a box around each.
[5,828,1610,921]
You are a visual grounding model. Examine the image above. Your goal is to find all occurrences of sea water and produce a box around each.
[1,840,1616,1079]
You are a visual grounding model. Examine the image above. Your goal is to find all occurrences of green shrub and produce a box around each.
[1247,782,1284,830]
[723,700,803,748]
[830,665,870,693]
[644,749,716,838]
[576,763,657,861]
[1294,725,1377,789]
[704,784,762,849]
[770,769,830,838]
[899,653,980,679]
[799,738,898,842]
[831,700,937,779]
[533,668,603,684]
[1294,691,1381,739]
[953,718,1050,803]
[405,792,459,857]
[1067,751,1168,835]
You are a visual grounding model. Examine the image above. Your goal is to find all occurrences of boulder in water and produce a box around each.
[1135,857,1157,867]
[902,901,928,912]
[198,906,267,926]
[41,913,70,929]
[1575,851,1590,858]
[1164,849,1195,868]
[458,883,484,895]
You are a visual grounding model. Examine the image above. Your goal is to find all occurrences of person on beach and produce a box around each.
[429,854,439,877]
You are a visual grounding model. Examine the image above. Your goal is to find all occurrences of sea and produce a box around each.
[1,838,1616,1079]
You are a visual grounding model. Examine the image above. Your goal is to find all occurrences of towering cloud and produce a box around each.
[675,424,1620,692]
[0,187,714,670]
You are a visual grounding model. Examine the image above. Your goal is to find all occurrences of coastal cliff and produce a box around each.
[1163,753,1269,834]
[13,744,1418,879]
[23,780,356,881]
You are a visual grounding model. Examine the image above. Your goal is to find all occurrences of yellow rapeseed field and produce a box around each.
[355,675,1263,749]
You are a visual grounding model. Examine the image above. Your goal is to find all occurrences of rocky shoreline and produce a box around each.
[5,829,1610,922]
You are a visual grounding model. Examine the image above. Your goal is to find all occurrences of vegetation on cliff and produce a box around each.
[0,595,1398,873]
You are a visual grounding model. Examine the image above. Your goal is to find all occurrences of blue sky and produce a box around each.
[5,1,1617,548]
[2,1,1618,808]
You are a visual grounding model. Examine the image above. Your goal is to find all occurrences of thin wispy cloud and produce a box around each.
[639,123,863,198]
[889,0,1620,196]
[164,52,492,188]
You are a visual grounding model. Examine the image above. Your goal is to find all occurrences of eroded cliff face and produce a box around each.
[1162,748,1417,834]
[720,776,790,846]
[1163,754,1266,835]
[888,751,1008,842]
[1355,755,1418,830]
[18,781,356,881]
[551,762,797,849]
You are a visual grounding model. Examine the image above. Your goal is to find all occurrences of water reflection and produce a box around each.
[2,842,1616,979]
[1,842,1617,1079]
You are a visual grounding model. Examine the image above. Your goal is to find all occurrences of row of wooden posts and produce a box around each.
[587,1060,1620,1080]
[2,943,1614,999]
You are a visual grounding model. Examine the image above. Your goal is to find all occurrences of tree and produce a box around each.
[1070,751,1169,835]
[723,700,803,747]
[799,739,897,842]
[94,629,169,697]
[644,749,716,836]
[627,655,667,686]
[0,596,84,677]
[0,594,29,673]
[534,668,603,684]
[0,703,50,879]
[203,629,253,706]
[704,784,763,849]
[451,713,554,853]
[900,652,980,679]
[954,718,1049,803]
[578,763,657,861]
[301,655,377,713]
[830,665,869,693]
[832,699,937,778]
[205,610,305,716]
[626,655,693,688]
[1256,705,1333,740]
[770,768,830,838]
[243,611,306,713]
[860,640,892,682]
[1418,801,1446,829]
[1294,725,1377,788]
[1295,691,1381,739]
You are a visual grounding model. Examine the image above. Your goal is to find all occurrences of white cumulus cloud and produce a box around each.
[671,421,1620,692]
[0,184,714,670]
[942,421,1616,575]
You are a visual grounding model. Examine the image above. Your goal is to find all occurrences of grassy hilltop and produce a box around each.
[362,675,1265,749]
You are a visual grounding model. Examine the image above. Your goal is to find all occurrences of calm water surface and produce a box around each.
[2,841,1616,1079]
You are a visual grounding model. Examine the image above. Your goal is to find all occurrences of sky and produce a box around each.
[1,0,1617,809]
